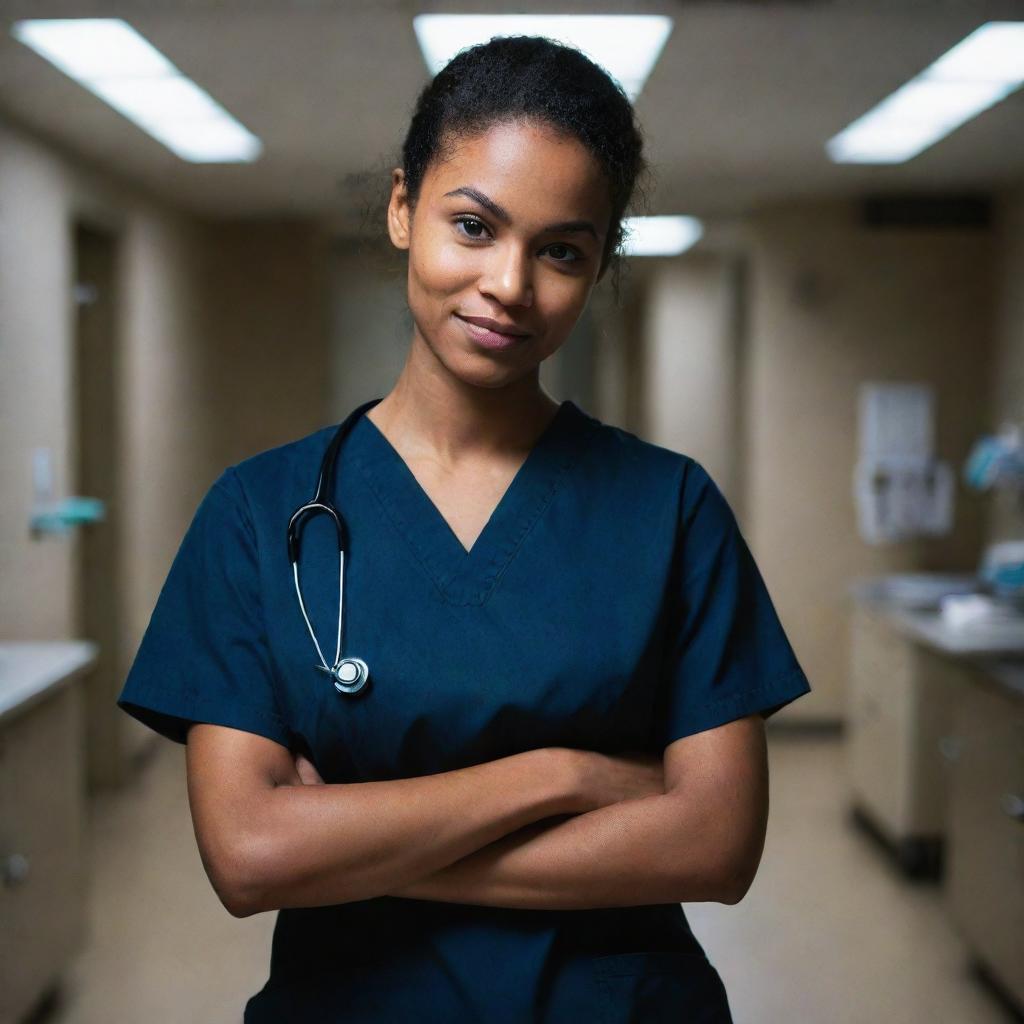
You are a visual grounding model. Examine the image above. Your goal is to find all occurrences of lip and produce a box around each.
[455,314,532,351]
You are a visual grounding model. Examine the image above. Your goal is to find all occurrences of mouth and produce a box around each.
[454,314,532,351]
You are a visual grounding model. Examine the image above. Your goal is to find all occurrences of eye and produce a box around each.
[453,215,491,241]
[452,216,584,267]
[545,243,582,265]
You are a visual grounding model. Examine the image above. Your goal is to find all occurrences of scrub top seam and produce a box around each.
[345,405,600,608]
[470,448,578,604]
[437,409,601,606]
[348,449,458,603]
[656,664,811,747]
[217,465,295,739]
[349,450,522,606]
[694,662,809,710]
[120,689,291,746]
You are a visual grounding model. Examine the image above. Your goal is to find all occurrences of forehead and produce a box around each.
[426,121,610,225]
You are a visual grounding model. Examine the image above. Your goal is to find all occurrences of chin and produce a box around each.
[441,345,536,389]
[451,359,529,390]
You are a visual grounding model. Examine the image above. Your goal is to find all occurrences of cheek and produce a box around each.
[538,276,589,325]
[408,229,592,332]
[409,231,475,300]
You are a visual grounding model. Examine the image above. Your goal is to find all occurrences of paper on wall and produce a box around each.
[853,382,954,544]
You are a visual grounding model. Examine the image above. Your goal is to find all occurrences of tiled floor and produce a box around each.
[32,732,1018,1023]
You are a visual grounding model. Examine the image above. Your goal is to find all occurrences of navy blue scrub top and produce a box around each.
[117,398,811,1023]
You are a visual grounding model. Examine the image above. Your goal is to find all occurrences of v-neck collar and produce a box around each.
[347,399,592,605]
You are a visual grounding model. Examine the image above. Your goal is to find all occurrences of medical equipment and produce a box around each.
[287,397,383,695]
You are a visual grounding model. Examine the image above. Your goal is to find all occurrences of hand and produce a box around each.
[293,751,325,785]
[568,749,665,814]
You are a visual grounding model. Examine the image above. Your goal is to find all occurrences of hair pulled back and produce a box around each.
[399,35,650,297]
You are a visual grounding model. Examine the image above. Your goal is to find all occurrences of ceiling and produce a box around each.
[0,0,1022,237]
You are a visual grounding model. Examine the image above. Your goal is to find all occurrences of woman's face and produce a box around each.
[387,119,612,390]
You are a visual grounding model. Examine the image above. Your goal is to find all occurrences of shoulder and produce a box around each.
[208,422,338,517]
[569,400,714,500]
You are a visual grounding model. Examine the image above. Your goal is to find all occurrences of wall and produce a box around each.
[988,187,1024,543]
[0,116,332,785]
[637,201,998,723]
[0,118,211,783]
[192,219,332,474]
[329,239,410,417]
[743,200,996,720]
[638,253,745,506]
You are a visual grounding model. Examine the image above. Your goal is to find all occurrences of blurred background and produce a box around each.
[1,1,1023,1022]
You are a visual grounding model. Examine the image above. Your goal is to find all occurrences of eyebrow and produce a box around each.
[442,185,600,240]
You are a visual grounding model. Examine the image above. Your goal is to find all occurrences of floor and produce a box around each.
[30,731,1019,1024]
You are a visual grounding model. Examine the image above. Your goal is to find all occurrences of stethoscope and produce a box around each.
[287,397,383,696]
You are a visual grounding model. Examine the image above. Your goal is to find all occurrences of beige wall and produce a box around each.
[640,200,1002,723]
[745,202,999,721]
[639,253,744,505]
[330,239,411,416]
[191,219,332,473]
[0,117,331,785]
[989,188,1024,543]
[0,121,212,647]
[0,119,211,784]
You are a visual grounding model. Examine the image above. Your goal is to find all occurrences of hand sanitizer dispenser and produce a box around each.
[28,447,105,536]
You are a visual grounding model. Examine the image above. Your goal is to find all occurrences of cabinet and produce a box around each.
[943,671,1024,1011]
[846,604,966,874]
[0,643,95,1024]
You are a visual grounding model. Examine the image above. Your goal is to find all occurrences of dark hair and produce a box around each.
[396,35,650,300]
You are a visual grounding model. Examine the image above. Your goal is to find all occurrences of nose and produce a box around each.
[479,242,534,308]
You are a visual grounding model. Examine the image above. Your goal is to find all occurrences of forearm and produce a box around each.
[387,790,736,910]
[238,748,581,915]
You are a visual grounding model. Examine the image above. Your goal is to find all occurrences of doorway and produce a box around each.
[71,222,125,790]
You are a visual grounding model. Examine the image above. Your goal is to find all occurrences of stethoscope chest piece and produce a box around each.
[320,657,370,695]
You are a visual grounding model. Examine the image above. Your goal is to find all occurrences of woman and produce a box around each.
[118,36,811,1022]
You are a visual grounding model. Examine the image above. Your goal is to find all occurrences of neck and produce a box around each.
[367,331,561,467]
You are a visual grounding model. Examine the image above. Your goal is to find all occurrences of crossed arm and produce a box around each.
[386,716,769,910]
[185,714,768,917]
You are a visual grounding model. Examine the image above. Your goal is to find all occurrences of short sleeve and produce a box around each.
[116,466,291,747]
[652,459,812,748]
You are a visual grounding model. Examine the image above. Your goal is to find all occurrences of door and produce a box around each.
[72,222,126,789]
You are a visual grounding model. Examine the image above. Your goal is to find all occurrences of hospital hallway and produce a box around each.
[4,4,1024,1022]
[21,728,1018,1024]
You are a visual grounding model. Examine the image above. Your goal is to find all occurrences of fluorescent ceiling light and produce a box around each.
[142,120,262,164]
[827,21,1024,164]
[11,18,261,163]
[412,14,673,101]
[621,216,703,257]
[928,20,1024,82]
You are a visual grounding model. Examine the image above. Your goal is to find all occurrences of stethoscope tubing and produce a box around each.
[287,397,384,695]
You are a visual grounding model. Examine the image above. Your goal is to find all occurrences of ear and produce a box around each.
[387,168,412,251]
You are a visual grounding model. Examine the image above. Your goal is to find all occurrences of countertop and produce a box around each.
[0,641,99,724]
[848,576,1024,701]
